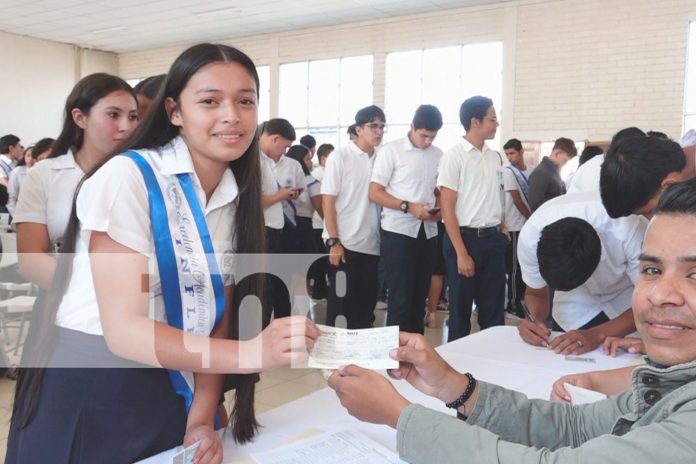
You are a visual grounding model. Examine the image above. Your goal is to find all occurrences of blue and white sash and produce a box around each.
[507,165,530,206]
[123,150,225,414]
[277,180,298,228]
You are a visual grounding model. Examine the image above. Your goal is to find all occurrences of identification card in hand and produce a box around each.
[309,325,399,370]
[172,441,200,464]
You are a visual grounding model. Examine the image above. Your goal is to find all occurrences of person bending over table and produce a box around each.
[328,179,696,463]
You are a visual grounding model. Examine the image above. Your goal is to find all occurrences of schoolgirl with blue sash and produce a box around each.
[8,43,319,464]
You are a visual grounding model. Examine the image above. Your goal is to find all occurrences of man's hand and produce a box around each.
[327,365,410,428]
[550,373,596,403]
[279,186,299,200]
[549,329,603,355]
[387,332,470,404]
[329,243,345,267]
[457,253,475,277]
[517,319,550,347]
[603,336,645,357]
[408,202,438,221]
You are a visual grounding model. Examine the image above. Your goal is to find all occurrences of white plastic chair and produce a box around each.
[0,233,35,367]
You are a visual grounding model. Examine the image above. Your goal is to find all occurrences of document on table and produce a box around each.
[308,325,399,369]
[564,382,608,405]
[250,430,404,464]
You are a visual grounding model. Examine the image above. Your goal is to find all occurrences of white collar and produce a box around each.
[50,150,81,171]
[155,135,239,210]
[460,137,490,154]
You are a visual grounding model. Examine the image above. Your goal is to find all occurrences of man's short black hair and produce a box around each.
[260,118,296,141]
[412,105,443,131]
[0,134,20,154]
[537,217,602,291]
[459,96,493,131]
[299,134,316,149]
[579,145,603,165]
[656,177,696,216]
[600,136,685,218]
[609,127,645,149]
[503,138,523,152]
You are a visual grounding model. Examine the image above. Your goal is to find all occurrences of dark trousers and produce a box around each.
[296,217,317,254]
[505,230,526,309]
[444,229,507,341]
[382,226,436,334]
[308,228,329,298]
[265,227,291,324]
[326,248,379,329]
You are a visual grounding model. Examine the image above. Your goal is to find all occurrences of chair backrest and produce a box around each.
[0,233,18,269]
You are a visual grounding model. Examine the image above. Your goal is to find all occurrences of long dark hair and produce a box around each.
[13,43,266,444]
[285,144,311,175]
[49,73,136,158]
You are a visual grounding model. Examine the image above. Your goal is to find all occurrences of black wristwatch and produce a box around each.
[400,200,409,214]
[325,237,341,248]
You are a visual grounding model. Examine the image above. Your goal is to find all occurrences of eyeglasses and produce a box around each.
[363,123,387,133]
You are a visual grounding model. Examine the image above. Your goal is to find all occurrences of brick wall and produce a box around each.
[118,0,696,142]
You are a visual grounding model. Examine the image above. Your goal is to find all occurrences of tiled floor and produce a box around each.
[0,301,520,460]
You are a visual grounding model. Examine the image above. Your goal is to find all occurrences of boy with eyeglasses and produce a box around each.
[321,105,385,329]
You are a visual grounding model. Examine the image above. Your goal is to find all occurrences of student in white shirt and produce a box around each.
[9,43,319,464]
[309,143,334,299]
[0,134,23,188]
[7,139,52,216]
[285,144,322,253]
[517,192,646,354]
[437,96,508,341]
[258,118,305,252]
[322,105,384,329]
[501,138,534,318]
[13,74,140,290]
[567,127,646,194]
[258,119,302,322]
[369,105,443,333]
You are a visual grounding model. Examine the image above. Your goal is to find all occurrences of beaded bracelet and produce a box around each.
[445,372,477,410]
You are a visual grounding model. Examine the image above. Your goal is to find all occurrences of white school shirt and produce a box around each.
[371,135,442,239]
[503,164,534,232]
[311,165,325,229]
[55,136,238,335]
[436,138,503,228]
[7,164,28,216]
[13,151,85,247]
[567,154,603,193]
[261,153,284,230]
[321,141,380,255]
[294,174,321,218]
[517,191,647,331]
[0,154,15,182]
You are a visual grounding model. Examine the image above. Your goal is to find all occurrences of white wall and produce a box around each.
[0,31,118,146]
[117,0,695,144]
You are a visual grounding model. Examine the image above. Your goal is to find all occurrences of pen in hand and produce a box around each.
[520,302,550,348]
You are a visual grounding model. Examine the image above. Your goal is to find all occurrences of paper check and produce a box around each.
[309,325,399,369]
[172,440,200,464]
